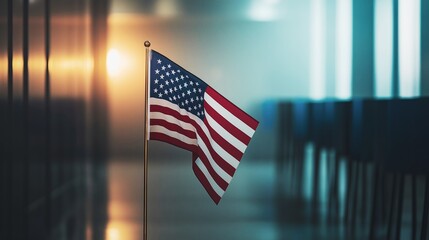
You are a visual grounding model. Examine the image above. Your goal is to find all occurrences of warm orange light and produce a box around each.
[107,48,124,78]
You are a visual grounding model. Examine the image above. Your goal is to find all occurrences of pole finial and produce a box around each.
[144,41,151,48]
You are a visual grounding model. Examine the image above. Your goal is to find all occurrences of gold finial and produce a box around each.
[144,41,151,48]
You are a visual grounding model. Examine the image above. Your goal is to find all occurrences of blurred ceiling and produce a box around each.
[111,0,286,21]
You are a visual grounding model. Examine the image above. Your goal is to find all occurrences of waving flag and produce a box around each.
[148,50,259,204]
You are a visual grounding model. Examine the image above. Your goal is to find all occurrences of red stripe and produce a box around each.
[193,121,236,177]
[153,103,236,176]
[203,118,244,162]
[150,118,196,140]
[150,132,197,152]
[151,105,195,126]
[206,87,259,130]
[194,147,228,190]
[193,160,221,204]
[204,102,251,145]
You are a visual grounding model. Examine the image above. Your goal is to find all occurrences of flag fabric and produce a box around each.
[148,50,259,204]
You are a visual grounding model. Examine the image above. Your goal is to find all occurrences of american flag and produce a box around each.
[148,50,259,204]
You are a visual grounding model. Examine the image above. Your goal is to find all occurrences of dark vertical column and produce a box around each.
[5,0,13,239]
[22,0,30,238]
[352,0,375,97]
[392,0,399,97]
[421,0,429,95]
[90,1,110,239]
[44,0,51,238]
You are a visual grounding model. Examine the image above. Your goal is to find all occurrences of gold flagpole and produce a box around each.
[143,40,151,240]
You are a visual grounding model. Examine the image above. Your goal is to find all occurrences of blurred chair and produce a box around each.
[378,98,429,240]
[276,102,293,191]
[328,100,352,220]
[290,100,309,197]
[344,99,381,233]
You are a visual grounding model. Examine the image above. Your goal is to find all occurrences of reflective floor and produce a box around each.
[106,158,278,240]
[105,155,351,240]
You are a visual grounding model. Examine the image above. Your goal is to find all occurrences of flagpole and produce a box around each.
[143,40,151,240]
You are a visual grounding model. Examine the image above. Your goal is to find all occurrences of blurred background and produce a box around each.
[1,0,429,239]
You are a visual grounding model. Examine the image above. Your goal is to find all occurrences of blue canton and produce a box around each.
[150,51,208,120]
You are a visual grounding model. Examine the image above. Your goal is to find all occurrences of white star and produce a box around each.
[155,69,160,74]
[169,88,173,93]
[166,72,170,76]
[198,104,202,108]
[154,88,158,93]
[185,100,189,105]
[179,85,182,90]
[174,87,177,91]
[193,88,196,93]
[197,112,200,116]
[178,95,181,99]
[154,79,159,84]
[162,66,166,71]
[164,90,168,94]
[190,81,194,86]
[190,98,194,103]
[169,97,172,101]
[194,106,197,110]
[175,77,179,82]
[160,74,165,79]
[168,64,171,68]
[170,79,174,83]
[182,93,185,97]
[158,93,163,97]
[177,69,181,73]
[173,96,177,101]
[180,75,184,80]
[165,80,169,86]
[188,107,192,111]
[181,102,184,106]
[160,84,164,89]
[184,83,188,88]
[157,59,162,64]
[171,70,176,75]
[186,75,189,78]
[198,88,202,93]
[196,82,199,86]
[187,90,191,95]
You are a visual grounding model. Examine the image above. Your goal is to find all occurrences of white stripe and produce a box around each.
[151,111,196,132]
[205,111,247,153]
[204,92,256,137]
[151,98,236,180]
[195,158,225,197]
[150,125,197,146]
[194,132,232,183]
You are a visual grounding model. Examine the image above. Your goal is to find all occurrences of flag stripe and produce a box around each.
[152,98,237,175]
[150,119,196,140]
[193,118,238,172]
[150,132,197,152]
[194,129,233,183]
[193,160,222,204]
[151,98,235,186]
[206,87,259,130]
[203,117,243,164]
[194,158,225,198]
[194,148,229,190]
[150,125,197,147]
[151,111,196,133]
[204,111,247,153]
[204,102,251,145]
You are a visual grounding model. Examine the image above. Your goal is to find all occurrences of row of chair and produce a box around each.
[276,98,429,240]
